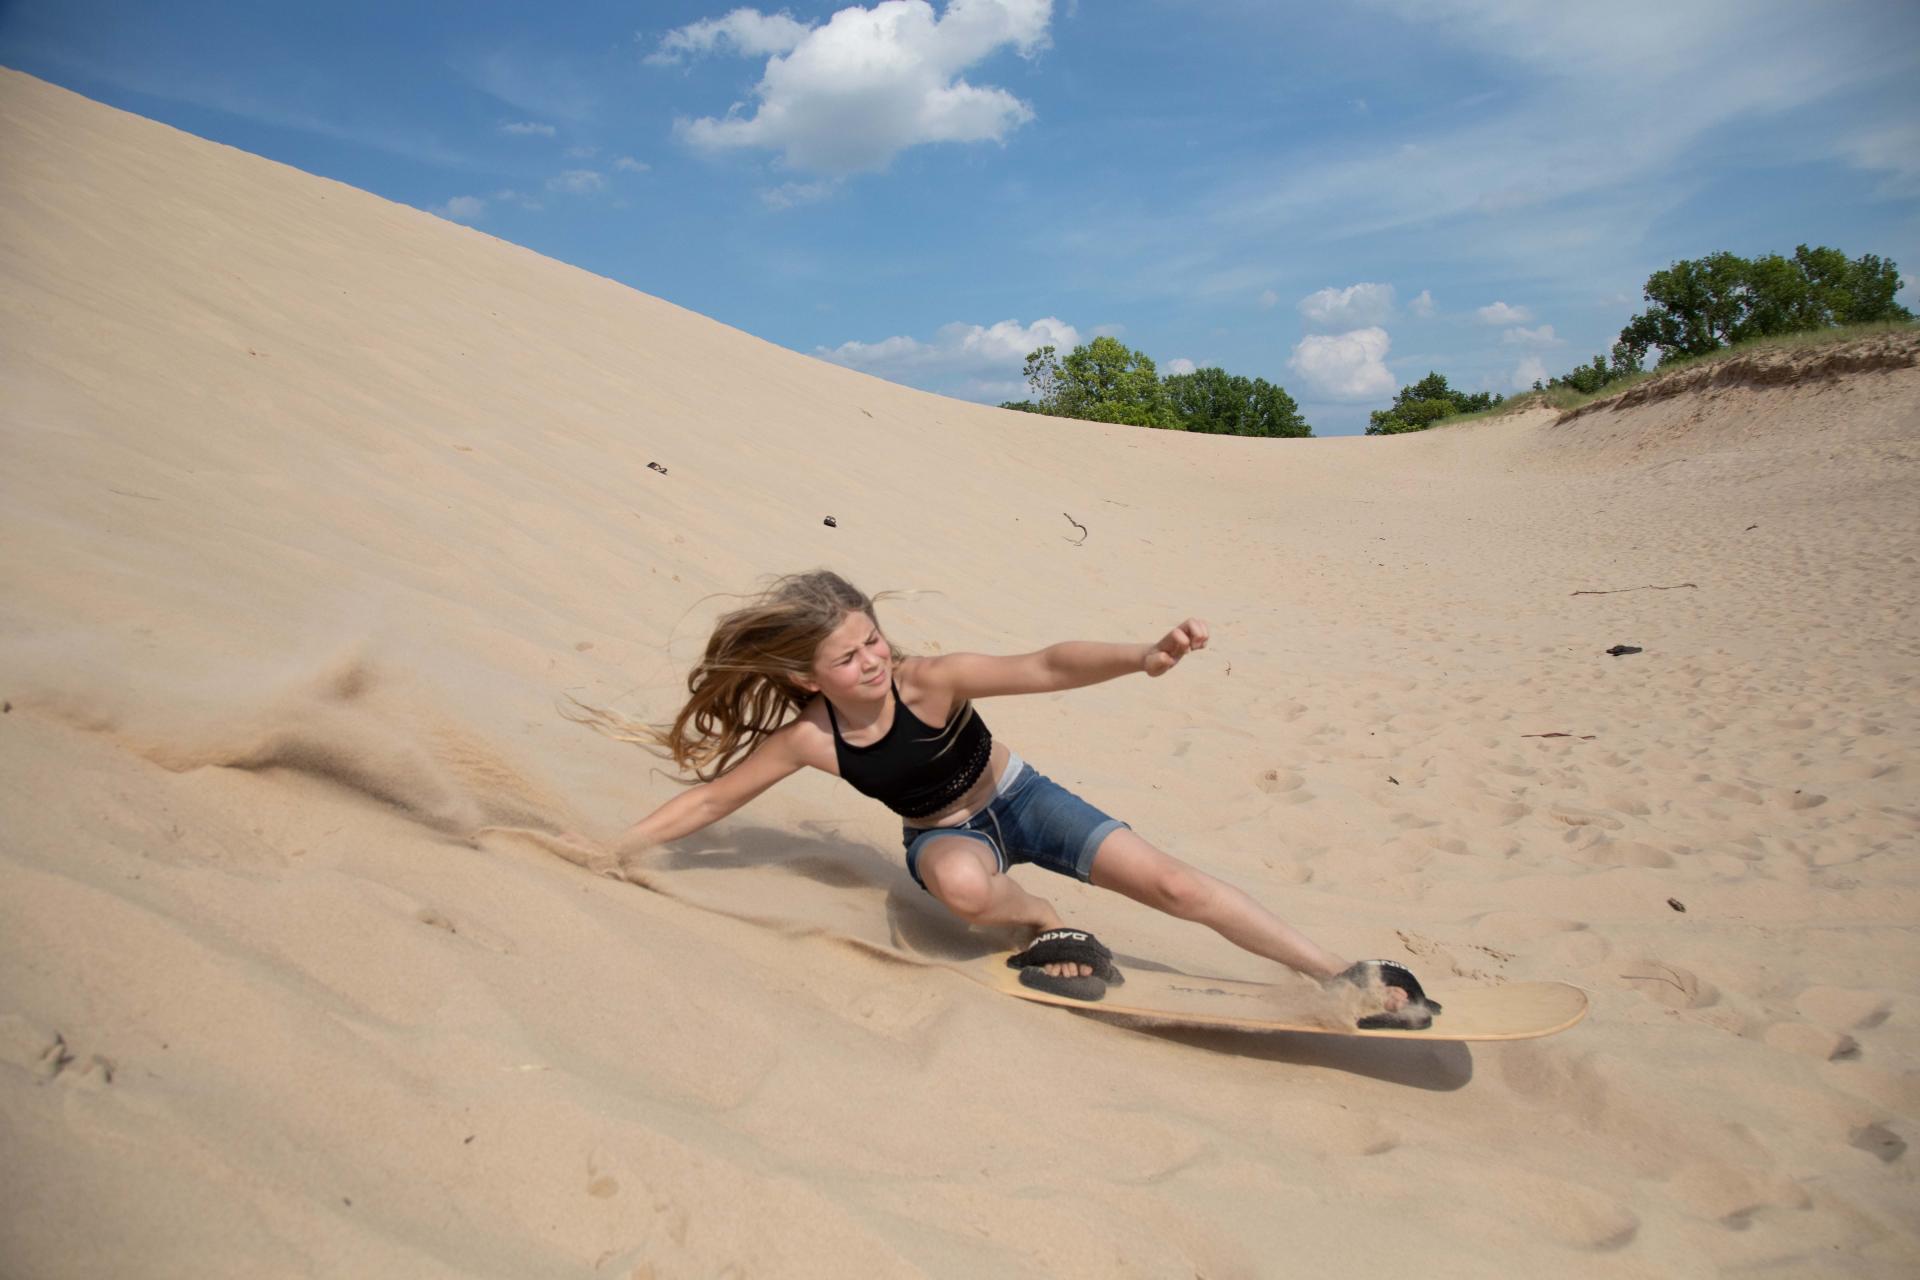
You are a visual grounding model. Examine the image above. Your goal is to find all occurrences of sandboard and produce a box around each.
[983,952,1588,1041]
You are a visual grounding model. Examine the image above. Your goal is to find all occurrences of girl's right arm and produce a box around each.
[609,723,807,861]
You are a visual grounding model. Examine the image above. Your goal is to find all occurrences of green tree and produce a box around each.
[1164,366,1309,437]
[1008,340,1314,436]
[1616,245,1912,367]
[1053,336,1176,427]
[1536,340,1645,396]
[1021,345,1064,413]
[1365,371,1502,435]
[1780,245,1908,328]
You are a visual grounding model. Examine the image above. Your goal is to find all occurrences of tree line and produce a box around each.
[1002,335,1312,437]
[1535,244,1911,398]
[1366,374,1502,435]
[998,243,1907,438]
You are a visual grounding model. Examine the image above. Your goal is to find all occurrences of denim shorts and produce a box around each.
[901,751,1131,892]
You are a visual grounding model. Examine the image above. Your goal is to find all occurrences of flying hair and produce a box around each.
[560,569,978,784]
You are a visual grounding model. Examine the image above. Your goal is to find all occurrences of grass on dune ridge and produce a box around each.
[1432,320,1920,429]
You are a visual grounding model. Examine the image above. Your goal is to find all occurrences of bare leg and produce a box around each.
[916,838,1091,978]
[1088,827,1407,1009]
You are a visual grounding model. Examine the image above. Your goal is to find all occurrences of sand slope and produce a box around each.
[2,69,1917,1278]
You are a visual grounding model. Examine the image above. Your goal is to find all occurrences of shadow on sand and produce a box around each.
[652,822,1474,1089]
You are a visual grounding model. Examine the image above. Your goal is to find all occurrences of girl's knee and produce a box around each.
[1155,866,1217,920]
[924,856,995,919]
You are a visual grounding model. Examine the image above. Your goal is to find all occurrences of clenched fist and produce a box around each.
[1143,618,1210,677]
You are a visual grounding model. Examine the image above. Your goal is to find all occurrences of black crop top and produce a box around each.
[826,677,994,819]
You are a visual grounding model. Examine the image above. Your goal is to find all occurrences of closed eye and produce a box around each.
[840,634,879,664]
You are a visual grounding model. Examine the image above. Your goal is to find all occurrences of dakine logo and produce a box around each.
[1169,983,1257,1001]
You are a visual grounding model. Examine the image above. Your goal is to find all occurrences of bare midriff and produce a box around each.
[908,738,1012,827]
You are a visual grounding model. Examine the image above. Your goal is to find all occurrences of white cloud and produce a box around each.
[500,120,556,137]
[613,156,650,173]
[1166,357,1197,375]
[1512,355,1549,388]
[456,49,597,123]
[1476,300,1532,325]
[818,316,1080,385]
[1184,3,1918,307]
[646,8,814,64]
[760,179,836,209]
[1288,327,1396,401]
[436,195,489,222]
[1299,282,1396,330]
[668,0,1053,176]
[964,377,1030,401]
[432,188,542,222]
[547,169,605,194]
[564,144,598,159]
[1408,289,1435,318]
[1257,289,1280,309]
[1845,119,1920,196]
[1501,323,1562,346]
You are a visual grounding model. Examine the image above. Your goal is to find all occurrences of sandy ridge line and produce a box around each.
[1557,329,1920,423]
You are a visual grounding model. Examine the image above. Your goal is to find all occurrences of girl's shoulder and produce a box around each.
[782,693,839,772]
[893,654,936,696]
[896,655,963,706]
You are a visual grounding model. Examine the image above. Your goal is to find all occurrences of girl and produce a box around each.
[567,570,1437,1028]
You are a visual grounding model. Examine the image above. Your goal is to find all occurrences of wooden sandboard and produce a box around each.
[982,953,1588,1041]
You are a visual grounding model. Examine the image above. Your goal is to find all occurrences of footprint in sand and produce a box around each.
[1308,1105,1400,1157]
[1472,913,1610,966]
[1464,793,1531,825]
[0,1016,116,1090]
[1849,1122,1906,1163]
[1547,807,1625,832]
[1502,1175,1640,1250]
[1570,837,1674,869]
[1668,1161,1811,1227]
[1254,768,1312,804]
[1762,1022,1860,1061]
[1793,986,1891,1032]
[1600,792,1651,816]
[1619,958,1717,1009]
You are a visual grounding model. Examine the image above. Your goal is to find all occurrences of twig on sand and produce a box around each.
[1570,583,1697,596]
[1521,732,1597,739]
[1062,512,1088,545]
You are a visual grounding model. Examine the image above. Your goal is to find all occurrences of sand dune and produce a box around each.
[2,68,1917,1278]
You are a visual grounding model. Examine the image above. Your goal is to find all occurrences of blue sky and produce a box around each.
[5,1,1917,435]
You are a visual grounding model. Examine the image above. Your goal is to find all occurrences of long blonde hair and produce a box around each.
[563,569,973,784]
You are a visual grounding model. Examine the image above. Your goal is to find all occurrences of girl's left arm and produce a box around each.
[1047,618,1210,687]
[928,619,1210,699]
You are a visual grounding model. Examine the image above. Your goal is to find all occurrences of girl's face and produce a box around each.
[802,609,893,702]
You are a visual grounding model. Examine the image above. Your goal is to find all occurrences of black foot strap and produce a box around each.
[1334,960,1443,1030]
[1017,966,1109,1002]
[1006,927,1124,985]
